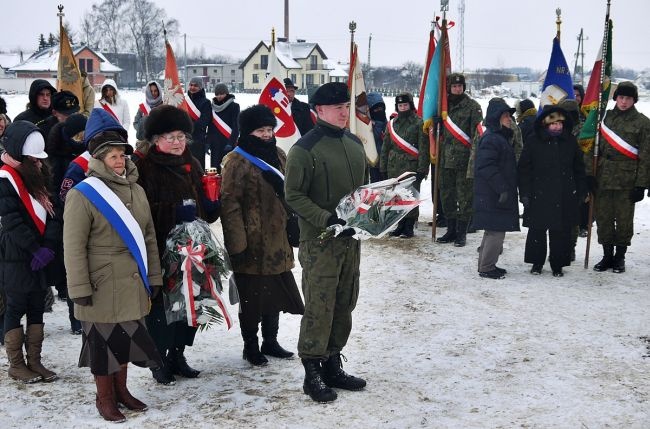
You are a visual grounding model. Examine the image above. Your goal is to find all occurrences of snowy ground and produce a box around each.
[0,91,649,428]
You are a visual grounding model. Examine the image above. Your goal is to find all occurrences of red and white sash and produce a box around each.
[387,118,419,158]
[72,151,91,172]
[600,115,639,160]
[184,95,201,121]
[0,165,47,235]
[476,122,486,137]
[98,99,119,122]
[443,115,472,147]
[211,111,232,139]
[139,103,151,116]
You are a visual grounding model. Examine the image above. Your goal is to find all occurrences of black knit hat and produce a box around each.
[144,105,194,141]
[62,113,87,140]
[2,120,45,161]
[310,82,349,106]
[238,104,277,137]
[613,81,638,103]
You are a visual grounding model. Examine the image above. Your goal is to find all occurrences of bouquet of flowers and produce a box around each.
[322,172,421,240]
[162,219,234,331]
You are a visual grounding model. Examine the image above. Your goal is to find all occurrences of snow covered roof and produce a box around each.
[0,52,28,69]
[240,40,328,70]
[8,45,122,73]
[325,60,348,77]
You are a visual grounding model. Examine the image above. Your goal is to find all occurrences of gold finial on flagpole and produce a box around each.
[57,4,64,26]
[555,8,562,40]
[271,28,276,48]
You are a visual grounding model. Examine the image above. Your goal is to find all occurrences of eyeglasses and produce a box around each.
[160,133,188,143]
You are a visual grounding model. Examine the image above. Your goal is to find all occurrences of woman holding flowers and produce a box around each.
[220,104,304,366]
[135,105,220,385]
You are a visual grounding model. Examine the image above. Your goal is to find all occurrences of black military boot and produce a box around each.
[399,218,415,238]
[436,218,457,243]
[593,244,614,272]
[322,353,366,391]
[612,245,627,273]
[260,314,294,358]
[151,351,176,385]
[168,345,201,378]
[389,219,405,237]
[242,328,268,366]
[302,359,337,403]
[454,220,468,247]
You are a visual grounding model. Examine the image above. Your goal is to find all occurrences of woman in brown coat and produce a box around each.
[221,104,304,366]
[64,124,163,423]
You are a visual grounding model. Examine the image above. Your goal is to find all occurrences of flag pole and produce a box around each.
[584,0,612,269]
[432,1,448,241]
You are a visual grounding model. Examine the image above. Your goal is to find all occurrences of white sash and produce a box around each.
[0,168,47,234]
[184,95,201,121]
[600,113,639,160]
[443,115,472,147]
[387,118,419,158]
[211,110,232,139]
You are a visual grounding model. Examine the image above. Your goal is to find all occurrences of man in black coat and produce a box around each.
[210,83,240,172]
[517,106,587,277]
[14,80,58,139]
[284,78,315,136]
[473,98,520,279]
[186,77,211,169]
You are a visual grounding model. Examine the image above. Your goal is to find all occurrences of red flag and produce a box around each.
[163,40,190,112]
[259,76,296,138]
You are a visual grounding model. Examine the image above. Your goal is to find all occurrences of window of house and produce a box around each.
[193,69,197,73]
[85,59,93,73]
[291,73,297,85]
[260,55,268,70]
[231,69,235,75]
[253,74,259,84]
[320,74,324,84]
[310,55,318,69]
[306,74,314,86]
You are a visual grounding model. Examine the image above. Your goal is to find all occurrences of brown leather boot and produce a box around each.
[94,374,126,423]
[114,365,148,411]
[5,327,42,383]
[25,324,58,382]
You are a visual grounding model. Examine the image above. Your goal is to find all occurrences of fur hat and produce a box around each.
[283,78,298,89]
[542,111,566,125]
[238,104,277,137]
[144,105,193,141]
[515,99,535,116]
[613,81,638,103]
[214,83,229,95]
[51,90,80,115]
[87,130,133,157]
[395,92,416,111]
[310,82,350,106]
[2,121,46,161]
[448,73,466,92]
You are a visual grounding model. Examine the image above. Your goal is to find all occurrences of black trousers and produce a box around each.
[524,227,573,270]
[145,296,197,356]
[4,288,46,332]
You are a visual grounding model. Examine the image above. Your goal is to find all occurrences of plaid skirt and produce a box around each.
[79,318,162,376]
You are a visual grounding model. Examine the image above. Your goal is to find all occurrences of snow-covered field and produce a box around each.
[0,90,649,428]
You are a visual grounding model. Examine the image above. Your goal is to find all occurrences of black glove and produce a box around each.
[73,296,92,306]
[338,228,356,238]
[520,196,530,210]
[175,201,197,223]
[261,170,285,197]
[415,172,427,182]
[586,176,598,194]
[229,251,246,266]
[630,187,646,203]
[201,197,221,214]
[498,191,508,205]
[151,286,161,299]
[326,214,346,227]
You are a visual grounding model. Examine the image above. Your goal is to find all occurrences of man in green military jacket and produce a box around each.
[379,92,429,238]
[587,81,650,273]
[285,82,368,403]
[436,73,484,247]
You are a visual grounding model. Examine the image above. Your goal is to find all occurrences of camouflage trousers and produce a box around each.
[439,167,473,222]
[297,237,361,359]
[594,189,636,246]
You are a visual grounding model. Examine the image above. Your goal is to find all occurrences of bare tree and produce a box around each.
[79,11,100,48]
[400,61,424,92]
[91,0,128,53]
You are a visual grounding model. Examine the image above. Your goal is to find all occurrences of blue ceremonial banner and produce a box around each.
[539,37,574,108]
[421,37,444,122]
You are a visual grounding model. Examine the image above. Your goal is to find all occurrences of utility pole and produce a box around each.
[184,33,188,87]
[573,28,587,86]
[458,0,465,72]
[284,0,289,40]
[367,33,372,88]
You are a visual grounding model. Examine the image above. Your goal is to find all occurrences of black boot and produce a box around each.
[593,244,614,272]
[151,352,176,385]
[260,314,294,359]
[436,218,457,243]
[454,220,468,247]
[389,219,405,237]
[168,345,201,378]
[466,216,477,233]
[612,245,627,273]
[242,328,268,366]
[399,218,415,238]
[322,353,366,391]
[302,359,337,403]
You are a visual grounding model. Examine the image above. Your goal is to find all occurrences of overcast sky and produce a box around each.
[2,0,648,72]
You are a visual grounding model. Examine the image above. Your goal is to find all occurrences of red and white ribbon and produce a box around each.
[443,116,471,147]
[184,95,201,121]
[600,117,638,160]
[211,110,232,139]
[99,100,119,122]
[387,118,419,158]
[139,103,151,116]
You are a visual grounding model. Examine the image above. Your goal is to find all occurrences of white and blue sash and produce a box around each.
[75,177,152,296]
[233,146,284,180]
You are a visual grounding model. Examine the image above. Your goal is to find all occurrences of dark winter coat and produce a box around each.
[210,94,240,153]
[46,121,86,192]
[220,134,294,275]
[472,101,520,232]
[291,98,315,136]
[187,89,212,146]
[440,93,483,170]
[14,79,58,138]
[517,107,587,230]
[63,157,162,323]
[0,168,62,294]
[135,146,220,258]
[380,110,429,178]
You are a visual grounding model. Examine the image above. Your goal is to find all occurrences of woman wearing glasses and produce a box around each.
[135,105,220,385]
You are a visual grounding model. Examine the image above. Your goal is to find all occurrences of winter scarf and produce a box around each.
[236,134,280,169]
[212,94,236,113]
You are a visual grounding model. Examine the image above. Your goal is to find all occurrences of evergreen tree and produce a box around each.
[38,34,47,51]
[47,33,56,47]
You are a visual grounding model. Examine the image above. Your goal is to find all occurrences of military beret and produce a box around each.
[310,82,350,106]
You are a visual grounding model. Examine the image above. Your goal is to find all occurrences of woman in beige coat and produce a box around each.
[63,123,163,423]
[221,105,304,366]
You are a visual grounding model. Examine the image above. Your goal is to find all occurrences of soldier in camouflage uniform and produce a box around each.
[285,82,368,403]
[587,81,650,273]
[379,93,429,238]
[436,73,483,247]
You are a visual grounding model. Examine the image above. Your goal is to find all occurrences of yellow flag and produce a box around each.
[57,22,84,110]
